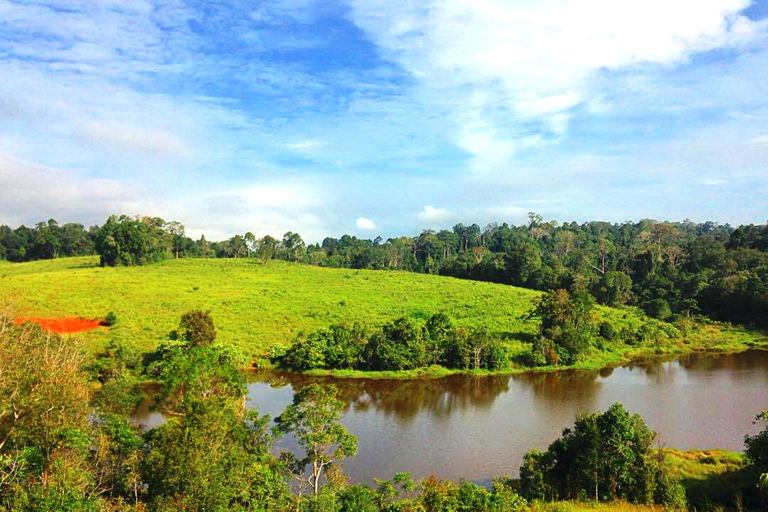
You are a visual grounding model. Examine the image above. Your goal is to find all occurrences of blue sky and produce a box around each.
[1,0,767,241]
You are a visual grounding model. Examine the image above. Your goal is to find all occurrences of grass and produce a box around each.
[528,501,668,512]
[0,256,541,356]
[0,256,764,370]
[662,449,752,509]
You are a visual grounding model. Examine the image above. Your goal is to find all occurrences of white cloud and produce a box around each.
[0,152,150,226]
[355,217,377,230]
[417,205,455,224]
[77,121,191,157]
[748,134,768,145]
[348,0,766,173]
[485,206,528,220]
[286,139,323,151]
[178,179,334,241]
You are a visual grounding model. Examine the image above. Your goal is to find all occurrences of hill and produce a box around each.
[0,256,762,367]
[0,256,542,354]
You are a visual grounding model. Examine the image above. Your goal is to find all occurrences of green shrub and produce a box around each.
[104,311,118,326]
[599,321,615,341]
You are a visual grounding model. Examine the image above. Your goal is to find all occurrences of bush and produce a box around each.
[179,310,216,346]
[104,311,118,326]
[598,321,615,341]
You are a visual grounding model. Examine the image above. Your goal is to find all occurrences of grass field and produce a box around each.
[1,256,764,367]
[0,256,544,356]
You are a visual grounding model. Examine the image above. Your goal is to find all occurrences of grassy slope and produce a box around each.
[0,256,541,355]
[663,449,751,508]
[0,256,763,366]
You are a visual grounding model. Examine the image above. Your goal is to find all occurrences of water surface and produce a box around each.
[135,350,768,484]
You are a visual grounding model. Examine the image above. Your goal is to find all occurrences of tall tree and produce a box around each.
[274,384,358,498]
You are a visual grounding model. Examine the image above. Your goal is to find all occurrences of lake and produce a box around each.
[133,350,768,484]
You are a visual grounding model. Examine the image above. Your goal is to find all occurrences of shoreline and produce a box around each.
[265,333,768,380]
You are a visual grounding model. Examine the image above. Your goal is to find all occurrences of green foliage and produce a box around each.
[745,411,768,472]
[598,322,615,341]
[104,310,118,326]
[528,289,596,365]
[519,403,686,507]
[280,314,513,372]
[593,271,633,307]
[274,383,358,497]
[417,475,527,512]
[94,215,177,267]
[369,317,426,371]
[91,380,144,416]
[144,333,290,511]
[178,309,216,346]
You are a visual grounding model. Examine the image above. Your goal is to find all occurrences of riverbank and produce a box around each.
[285,322,768,380]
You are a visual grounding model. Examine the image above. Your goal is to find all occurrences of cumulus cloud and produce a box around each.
[417,205,455,224]
[355,217,377,230]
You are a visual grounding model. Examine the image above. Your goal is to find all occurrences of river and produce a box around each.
[133,350,768,484]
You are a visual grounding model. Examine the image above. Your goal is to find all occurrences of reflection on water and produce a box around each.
[137,350,768,484]
[253,372,512,421]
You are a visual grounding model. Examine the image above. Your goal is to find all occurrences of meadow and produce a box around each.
[0,256,763,367]
[0,256,541,355]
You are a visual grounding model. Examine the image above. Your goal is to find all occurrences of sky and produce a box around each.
[1,0,767,242]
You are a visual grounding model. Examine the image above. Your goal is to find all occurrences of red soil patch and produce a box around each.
[14,317,105,334]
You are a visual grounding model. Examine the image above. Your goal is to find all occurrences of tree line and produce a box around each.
[2,214,767,327]
[3,310,768,511]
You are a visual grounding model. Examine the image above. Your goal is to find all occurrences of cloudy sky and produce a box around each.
[1,0,767,241]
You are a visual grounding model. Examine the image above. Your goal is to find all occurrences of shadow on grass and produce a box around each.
[67,260,100,269]
[680,464,761,511]
[500,330,536,343]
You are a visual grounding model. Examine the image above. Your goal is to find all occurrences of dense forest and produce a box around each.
[2,310,767,511]
[2,214,767,329]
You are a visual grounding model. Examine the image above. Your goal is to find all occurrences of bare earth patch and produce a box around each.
[14,317,105,334]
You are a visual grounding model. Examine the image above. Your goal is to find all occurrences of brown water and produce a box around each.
[133,350,768,484]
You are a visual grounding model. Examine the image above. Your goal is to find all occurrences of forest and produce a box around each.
[1,214,767,331]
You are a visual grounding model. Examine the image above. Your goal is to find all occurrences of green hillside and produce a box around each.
[0,256,544,354]
[1,256,762,367]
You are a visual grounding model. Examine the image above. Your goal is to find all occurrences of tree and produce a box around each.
[244,231,256,257]
[229,234,248,259]
[94,215,173,267]
[0,309,103,510]
[282,232,306,262]
[274,384,358,497]
[593,270,633,306]
[178,310,216,347]
[519,403,685,507]
[165,221,185,259]
[145,340,289,511]
[527,289,595,364]
[258,235,278,265]
[744,410,768,491]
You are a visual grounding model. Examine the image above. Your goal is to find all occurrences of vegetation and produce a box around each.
[0,255,764,373]
[2,309,767,510]
[3,215,768,330]
[519,403,686,507]
[273,383,357,497]
[277,314,508,372]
